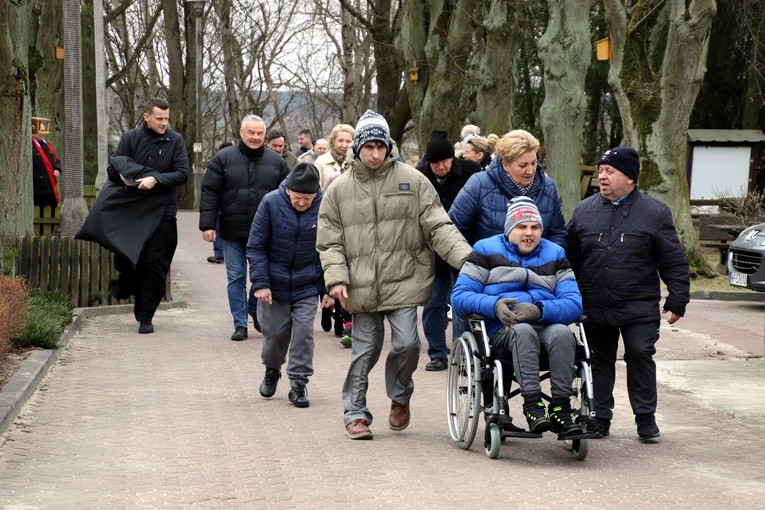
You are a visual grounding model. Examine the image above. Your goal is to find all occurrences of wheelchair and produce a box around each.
[446,314,600,460]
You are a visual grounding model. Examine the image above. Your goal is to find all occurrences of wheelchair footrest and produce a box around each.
[556,431,602,441]
[501,430,543,439]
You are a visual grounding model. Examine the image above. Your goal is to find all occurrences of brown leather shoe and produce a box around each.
[389,401,410,431]
[345,419,373,440]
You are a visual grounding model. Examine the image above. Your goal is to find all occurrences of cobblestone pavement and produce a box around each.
[1,212,763,509]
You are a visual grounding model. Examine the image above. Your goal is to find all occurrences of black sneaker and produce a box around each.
[207,255,224,264]
[523,400,552,433]
[230,326,248,341]
[587,417,610,436]
[260,368,281,398]
[138,322,154,334]
[288,383,310,408]
[636,413,660,440]
[548,402,584,436]
[425,357,448,371]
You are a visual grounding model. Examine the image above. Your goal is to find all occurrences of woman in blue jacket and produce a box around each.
[247,163,335,408]
[448,129,567,249]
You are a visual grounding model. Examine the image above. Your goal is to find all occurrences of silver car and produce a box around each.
[727,221,765,291]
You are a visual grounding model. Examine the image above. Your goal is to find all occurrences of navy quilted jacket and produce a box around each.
[566,190,690,326]
[246,181,324,303]
[448,156,568,249]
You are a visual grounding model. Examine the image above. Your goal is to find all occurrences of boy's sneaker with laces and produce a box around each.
[548,402,584,436]
[636,413,660,440]
[288,383,309,408]
[340,322,352,348]
[523,400,552,433]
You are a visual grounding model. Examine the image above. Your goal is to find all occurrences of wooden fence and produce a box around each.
[16,186,171,307]
[16,236,118,307]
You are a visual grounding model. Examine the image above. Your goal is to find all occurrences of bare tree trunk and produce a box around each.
[604,0,717,275]
[0,0,33,247]
[165,0,193,209]
[399,0,478,144]
[473,0,521,135]
[539,0,593,219]
[92,0,109,192]
[60,0,89,237]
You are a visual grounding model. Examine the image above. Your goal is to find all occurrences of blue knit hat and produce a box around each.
[598,146,640,182]
[354,110,390,156]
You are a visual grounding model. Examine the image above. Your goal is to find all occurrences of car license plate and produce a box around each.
[729,271,748,288]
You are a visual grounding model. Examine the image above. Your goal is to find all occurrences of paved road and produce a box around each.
[1,212,763,509]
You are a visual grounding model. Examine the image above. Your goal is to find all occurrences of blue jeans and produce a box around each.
[222,238,252,328]
[422,267,452,360]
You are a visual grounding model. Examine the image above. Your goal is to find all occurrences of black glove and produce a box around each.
[513,302,542,323]
[494,297,519,326]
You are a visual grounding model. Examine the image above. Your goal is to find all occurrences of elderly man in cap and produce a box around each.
[415,129,481,372]
[317,110,472,440]
[452,196,585,436]
[247,163,334,408]
[567,146,690,441]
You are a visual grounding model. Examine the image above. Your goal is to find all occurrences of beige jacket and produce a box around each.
[316,155,472,314]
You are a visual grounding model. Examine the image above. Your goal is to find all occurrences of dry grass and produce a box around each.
[0,276,29,360]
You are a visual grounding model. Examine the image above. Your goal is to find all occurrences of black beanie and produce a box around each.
[425,129,454,163]
[286,163,320,193]
[598,146,640,182]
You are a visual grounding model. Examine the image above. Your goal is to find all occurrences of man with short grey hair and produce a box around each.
[200,115,290,341]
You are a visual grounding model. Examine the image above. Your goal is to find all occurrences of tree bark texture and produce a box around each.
[400,0,479,146]
[0,0,33,246]
[539,0,593,220]
[605,0,717,273]
[60,0,88,237]
[471,0,521,136]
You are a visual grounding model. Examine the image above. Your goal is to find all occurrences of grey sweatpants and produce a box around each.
[342,307,421,426]
[489,323,576,401]
[258,296,317,387]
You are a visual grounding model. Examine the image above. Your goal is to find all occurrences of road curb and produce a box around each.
[0,289,186,437]
[690,290,765,302]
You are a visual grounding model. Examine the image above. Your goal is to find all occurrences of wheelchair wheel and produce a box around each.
[446,334,481,449]
[571,438,589,460]
[484,423,501,459]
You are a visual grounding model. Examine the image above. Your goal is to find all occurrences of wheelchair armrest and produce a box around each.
[464,313,486,320]
[577,315,588,323]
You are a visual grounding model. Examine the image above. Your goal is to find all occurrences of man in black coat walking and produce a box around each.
[567,146,690,440]
[105,97,189,334]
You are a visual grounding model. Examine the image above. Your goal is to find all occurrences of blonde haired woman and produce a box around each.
[461,135,494,169]
[315,124,355,190]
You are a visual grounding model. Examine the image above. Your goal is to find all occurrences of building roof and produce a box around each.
[687,129,765,144]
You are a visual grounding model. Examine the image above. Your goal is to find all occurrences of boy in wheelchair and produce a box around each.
[451,196,584,436]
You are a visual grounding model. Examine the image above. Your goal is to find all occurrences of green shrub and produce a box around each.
[18,291,73,349]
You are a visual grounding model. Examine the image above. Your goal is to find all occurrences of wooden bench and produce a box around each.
[698,214,744,274]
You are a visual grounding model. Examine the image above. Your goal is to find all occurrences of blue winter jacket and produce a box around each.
[448,156,568,249]
[247,181,324,303]
[451,234,582,337]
